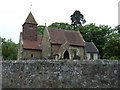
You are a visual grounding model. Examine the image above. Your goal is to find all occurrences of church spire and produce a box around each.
[22,12,38,41]
[25,12,37,25]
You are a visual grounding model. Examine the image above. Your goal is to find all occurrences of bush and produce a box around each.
[110,56,119,60]
[48,56,54,59]
[73,55,80,60]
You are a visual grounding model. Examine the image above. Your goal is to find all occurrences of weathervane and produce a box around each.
[30,4,32,11]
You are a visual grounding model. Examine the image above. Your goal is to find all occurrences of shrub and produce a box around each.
[73,55,80,60]
[48,56,54,59]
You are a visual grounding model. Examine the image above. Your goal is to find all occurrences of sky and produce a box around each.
[0,0,119,44]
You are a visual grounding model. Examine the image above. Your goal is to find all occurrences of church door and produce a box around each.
[63,50,69,59]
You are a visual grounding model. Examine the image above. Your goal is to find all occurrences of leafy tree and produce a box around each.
[113,25,120,38]
[2,39,18,60]
[37,25,45,35]
[70,10,86,30]
[103,39,120,60]
[48,22,73,30]
[77,23,112,58]
[115,25,120,34]
[76,23,99,41]
[37,23,73,35]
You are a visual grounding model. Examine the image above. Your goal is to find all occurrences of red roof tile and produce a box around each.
[48,28,85,46]
[23,35,43,50]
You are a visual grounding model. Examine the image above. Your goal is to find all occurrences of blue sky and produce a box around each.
[0,0,119,43]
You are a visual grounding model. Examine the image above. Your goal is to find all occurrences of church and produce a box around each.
[18,12,99,60]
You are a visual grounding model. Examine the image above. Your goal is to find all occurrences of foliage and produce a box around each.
[103,39,120,60]
[2,38,18,60]
[112,25,120,38]
[109,56,119,60]
[115,25,120,34]
[70,10,86,30]
[48,22,73,30]
[77,23,113,58]
[38,25,45,35]
[73,55,81,60]
[37,23,73,34]
[48,56,54,59]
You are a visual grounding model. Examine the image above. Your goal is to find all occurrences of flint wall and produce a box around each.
[1,60,120,88]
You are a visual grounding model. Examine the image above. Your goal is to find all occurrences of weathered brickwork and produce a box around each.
[2,60,120,88]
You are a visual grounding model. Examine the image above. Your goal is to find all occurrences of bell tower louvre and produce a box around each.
[22,12,38,41]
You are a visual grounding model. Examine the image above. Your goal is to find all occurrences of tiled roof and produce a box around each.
[25,12,37,24]
[23,35,43,50]
[85,42,99,53]
[48,28,85,46]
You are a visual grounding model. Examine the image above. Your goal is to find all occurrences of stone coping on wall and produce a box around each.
[1,59,119,64]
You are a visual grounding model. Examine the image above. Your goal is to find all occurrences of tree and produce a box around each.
[103,39,120,60]
[37,25,45,35]
[115,25,120,34]
[113,25,120,38]
[37,23,73,35]
[70,10,86,30]
[2,39,18,60]
[48,22,73,30]
[77,23,112,58]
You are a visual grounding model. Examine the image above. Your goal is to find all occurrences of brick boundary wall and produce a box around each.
[1,60,120,88]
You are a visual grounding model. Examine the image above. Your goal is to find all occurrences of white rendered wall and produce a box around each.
[93,53,98,60]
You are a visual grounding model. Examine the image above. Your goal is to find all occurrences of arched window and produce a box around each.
[63,50,69,59]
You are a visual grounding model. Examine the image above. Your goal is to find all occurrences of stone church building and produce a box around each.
[18,12,99,60]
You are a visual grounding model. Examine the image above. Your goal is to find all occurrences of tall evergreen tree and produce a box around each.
[70,10,86,30]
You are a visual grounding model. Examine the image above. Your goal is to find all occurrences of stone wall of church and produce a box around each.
[22,49,42,59]
[2,60,119,88]
[51,44,61,55]
[51,43,86,60]
[79,46,86,59]
[69,46,85,60]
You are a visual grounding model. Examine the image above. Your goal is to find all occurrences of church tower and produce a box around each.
[22,12,38,41]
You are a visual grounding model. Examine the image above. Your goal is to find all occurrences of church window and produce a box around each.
[31,54,34,58]
[63,50,69,59]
